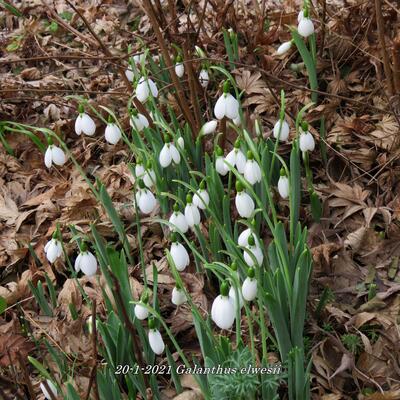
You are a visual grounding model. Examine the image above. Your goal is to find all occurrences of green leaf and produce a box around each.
[0,296,6,314]
[28,356,52,380]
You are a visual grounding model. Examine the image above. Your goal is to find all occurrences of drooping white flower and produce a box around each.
[134,302,149,320]
[200,120,218,136]
[298,17,315,38]
[277,173,289,199]
[184,195,201,227]
[211,282,235,330]
[75,108,96,136]
[225,140,246,174]
[273,119,290,141]
[199,69,209,88]
[238,228,261,248]
[44,238,62,263]
[214,81,239,120]
[235,181,255,218]
[159,135,181,168]
[177,136,185,150]
[40,380,58,400]
[44,144,66,169]
[244,152,262,185]
[136,77,158,103]
[148,319,165,355]
[135,180,157,214]
[170,237,190,271]
[130,112,149,132]
[104,122,122,145]
[276,41,292,56]
[229,286,244,311]
[172,286,186,306]
[135,161,145,178]
[243,235,263,266]
[143,168,156,189]
[74,249,98,276]
[125,67,134,82]
[169,204,189,233]
[242,268,257,301]
[299,128,315,152]
[192,181,209,210]
[215,146,228,176]
[133,52,146,65]
[175,62,184,78]
[232,115,241,126]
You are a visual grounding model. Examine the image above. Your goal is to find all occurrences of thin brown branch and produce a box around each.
[393,39,400,93]
[16,352,36,400]
[41,380,57,400]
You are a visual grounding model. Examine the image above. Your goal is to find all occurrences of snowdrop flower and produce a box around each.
[75,246,98,276]
[199,69,209,88]
[299,123,315,152]
[125,67,134,82]
[214,80,240,120]
[133,52,146,65]
[273,119,290,141]
[135,179,157,214]
[215,146,228,176]
[175,55,185,78]
[200,120,218,136]
[276,41,292,56]
[298,16,315,38]
[229,286,244,312]
[172,285,186,306]
[235,181,255,218]
[177,136,185,150]
[44,139,66,169]
[134,292,149,320]
[159,135,181,168]
[135,160,145,180]
[169,203,189,233]
[192,181,209,210]
[136,77,158,103]
[232,115,241,126]
[104,122,122,145]
[75,105,96,136]
[225,139,246,174]
[148,318,165,355]
[142,161,156,188]
[238,226,261,248]
[130,110,149,132]
[244,151,261,185]
[40,380,58,400]
[184,194,201,227]
[244,235,264,266]
[44,236,62,264]
[170,234,190,271]
[211,281,235,330]
[278,169,289,199]
[242,268,257,301]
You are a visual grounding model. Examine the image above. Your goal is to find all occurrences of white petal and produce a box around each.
[136,80,150,103]
[135,164,145,178]
[44,147,53,168]
[216,156,228,176]
[273,120,290,141]
[105,123,121,145]
[74,115,83,135]
[46,241,59,263]
[224,93,239,120]
[184,204,201,227]
[125,68,134,82]
[298,18,315,38]
[229,286,244,311]
[299,131,315,152]
[130,115,143,131]
[169,144,181,164]
[74,253,82,272]
[143,169,156,188]
[225,149,237,169]
[177,137,185,150]
[193,190,209,210]
[138,190,157,214]
[276,41,292,56]
[170,242,190,271]
[81,113,96,136]
[244,160,261,185]
[40,380,58,400]
[298,9,305,22]
[159,145,172,168]
[169,212,189,233]
[175,63,184,78]
[238,228,251,247]
[51,146,66,166]
[44,239,52,252]
[134,303,149,320]
[211,295,235,330]
[199,69,209,88]
[244,245,263,266]
[79,252,98,276]
[242,278,257,301]
[201,120,217,135]
[172,287,186,305]
[235,150,246,174]
[278,176,289,199]
[235,192,254,218]
[214,95,226,120]
[148,329,165,355]
[148,78,158,97]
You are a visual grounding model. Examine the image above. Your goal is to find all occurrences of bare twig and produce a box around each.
[85,300,99,400]
[393,39,400,93]
[16,352,36,400]
[41,379,57,400]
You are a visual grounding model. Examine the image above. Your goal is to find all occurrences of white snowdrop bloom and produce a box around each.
[242,269,257,301]
[199,69,209,88]
[278,174,289,199]
[135,162,145,178]
[298,9,305,22]
[238,228,261,248]
[172,286,187,306]
[104,123,122,145]
[170,238,190,271]
[214,92,240,120]
[135,180,157,214]
[211,282,235,330]
[130,112,149,132]
[169,204,189,233]
[225,140,246,174]
[75,111,96,136]
[125,68,134,82]
[133,52,146,65]
[75,250,98,276]
[276,41,292,56]
[134,302,149,320]
[232,115,241,126]
[40,380,58,400]
[148,320,165,355]
[177,136,185,150]
[175,62,184,78]
[159,136,181,168]
[299,130,315,152]
[193,189,209,210]
[200,120,218,136]
[44,238,62,264]
[184,195,201,227]
[235,182,255,218]
[143,168,156,188]
[244,236,264,266]
[44,144,66,168]
[273,119,290,141]
[136,77,158,103]
[215,147,228,176]
[298,17,315,38]
[229,286,244,311]
[244,153,262,185]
